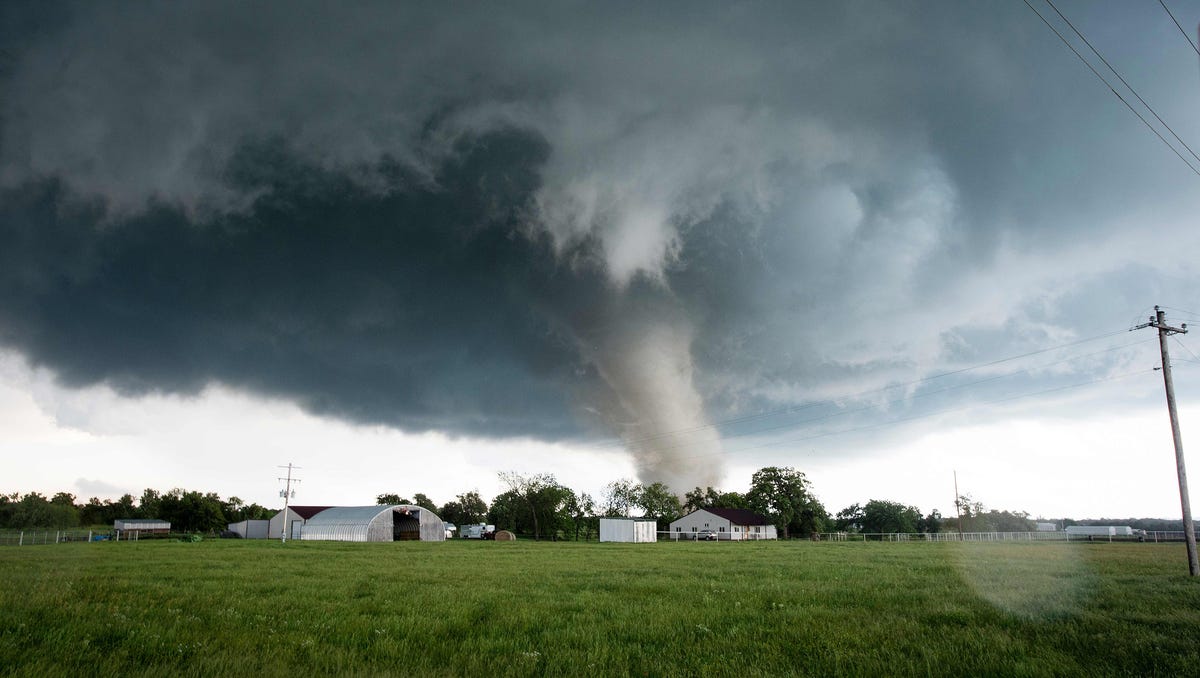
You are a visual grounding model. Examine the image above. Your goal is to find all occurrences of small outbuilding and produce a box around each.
[599,517,658,543]
[299,505,446,542]
[227,519,270,539]
[114,518,170,539]
[669,508,777,540]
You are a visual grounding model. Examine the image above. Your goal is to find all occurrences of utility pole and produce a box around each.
[954,470,964,540]
[278,463,301,544]
[1133,306,1197,576]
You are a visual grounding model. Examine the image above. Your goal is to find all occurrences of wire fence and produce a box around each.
[818,531,1190,543]
[0,529,108,546]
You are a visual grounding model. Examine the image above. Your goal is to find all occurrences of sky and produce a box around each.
[2,1,1200,520]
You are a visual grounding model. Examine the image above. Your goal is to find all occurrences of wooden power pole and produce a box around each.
[1134,306,1197,576]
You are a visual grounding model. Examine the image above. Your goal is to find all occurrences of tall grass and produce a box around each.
[2,540,1197,676]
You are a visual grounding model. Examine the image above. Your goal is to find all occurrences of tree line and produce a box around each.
[0,489,273,532]
[2,466,1045,537]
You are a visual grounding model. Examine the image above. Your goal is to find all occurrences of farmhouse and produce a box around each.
[599,517,657,543]
[299,505,447,542]
[669,508,777,540]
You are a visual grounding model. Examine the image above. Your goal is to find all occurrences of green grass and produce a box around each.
[2,540,1198,676]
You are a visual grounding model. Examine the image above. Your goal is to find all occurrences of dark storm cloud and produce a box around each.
[2,1,1199,487]
[0,129,610,438]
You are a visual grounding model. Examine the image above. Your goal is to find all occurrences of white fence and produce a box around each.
[819,531,1190,543]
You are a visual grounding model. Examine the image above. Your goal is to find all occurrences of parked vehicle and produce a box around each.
[697,530,717,541]
[463,524,496,539]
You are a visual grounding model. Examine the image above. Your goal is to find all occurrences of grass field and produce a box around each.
[2,539,1198,677]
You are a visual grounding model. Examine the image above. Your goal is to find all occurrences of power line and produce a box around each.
[621,337,1155,459]
[1158,0,1200,58]
[1022,0,1200,177]
[671,368,1157,464]
[1044,0,1200,167]
[586,327,1133,451]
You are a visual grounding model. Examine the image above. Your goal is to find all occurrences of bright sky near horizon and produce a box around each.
[2,1,1200,520]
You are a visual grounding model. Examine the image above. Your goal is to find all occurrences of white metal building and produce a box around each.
[669,508,778,540]
[227,519,270,539]
[299,505,446,542]
[599,517,658,543]
[269,505,332,540]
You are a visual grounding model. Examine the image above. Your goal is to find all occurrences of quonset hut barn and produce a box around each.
[299,505,446,542]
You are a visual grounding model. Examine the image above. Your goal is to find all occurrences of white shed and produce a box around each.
[599,518,658,543]
[227,519,270,539]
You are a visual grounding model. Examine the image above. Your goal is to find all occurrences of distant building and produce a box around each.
[1036,522,1057,532]
[113,518,170,539]
[267,505,446,542]
[599,517,657,543]
[268,505,332,540]
[668,508,777,540]
[227,519,270,539]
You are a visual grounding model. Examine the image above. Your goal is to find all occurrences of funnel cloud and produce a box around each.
[2,2,1199,495]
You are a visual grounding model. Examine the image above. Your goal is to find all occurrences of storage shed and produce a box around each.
[599,517,658,543]
[114,518,170,538]
[227,519,270,539]
[299,505,446,542]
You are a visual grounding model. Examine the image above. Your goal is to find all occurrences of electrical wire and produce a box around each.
[1044,0,1200,167]
[672,368,1156,463]
[582,327,1134,451]
[1022,0,1200,177]
[635,337,1157,458]
[1158,0,1200,58]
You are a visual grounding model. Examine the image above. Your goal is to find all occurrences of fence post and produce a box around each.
[19,531,23,546]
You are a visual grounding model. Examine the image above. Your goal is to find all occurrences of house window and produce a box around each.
[754,526,760,533]
[734,526,741,532]
[692,526,697,532]
[704,523,709,527]
[718,527,725,532]
[675,527,681,532]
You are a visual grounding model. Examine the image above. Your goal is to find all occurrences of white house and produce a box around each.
[668,508,777,540]
[599,517,657,543]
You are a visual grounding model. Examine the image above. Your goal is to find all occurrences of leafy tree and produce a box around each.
[918,509,942,534]
[376,493,410,505]
[496,472,575,540]
[601,479,641,517]
[955,494,1033,532]
[684,486,747,512]
[835,503,865,532]
[7,492,80,528]
[412,493,439,513]
[746,466,827,538]
[638,482,682,529]
[439,491,488,526]
[139,488,161,518]
[564,491,597,541]
[859,499,921,534]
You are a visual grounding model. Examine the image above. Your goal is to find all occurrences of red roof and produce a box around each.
[286,505,333,519]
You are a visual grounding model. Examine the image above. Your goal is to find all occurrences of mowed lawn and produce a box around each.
[2,539,1198,677]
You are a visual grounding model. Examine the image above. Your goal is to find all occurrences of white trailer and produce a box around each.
[1065,526,1123,537]
[599,518,657,543]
